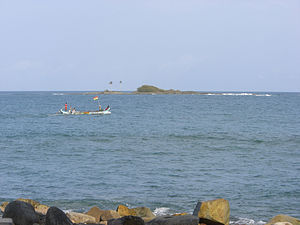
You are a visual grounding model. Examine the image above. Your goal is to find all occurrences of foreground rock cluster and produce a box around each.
[0,198,299,225]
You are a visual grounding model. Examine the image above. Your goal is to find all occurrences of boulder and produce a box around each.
[45,207,73,225]
[266,215,300,225]
[66,212,96,224]
[16,199,40,208]
[35,205,50,215]
[0,199,49,215]
[100,210,120,221]
[3,200,39,225]
[86,207,120,222]
[193,199,230,225]
[86,207,103,222]
[146,215,198,225]
[100,222,108,225]
[116,205,137,217]
[116,205,155,222]
[134,207,155,220]
[0,202,9,213]
[17,199,49,215]
[108,216,144,225]
[274,223,293,225]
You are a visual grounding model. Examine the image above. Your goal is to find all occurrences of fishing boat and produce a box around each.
[59,96,111,115]
[59,106,111,115]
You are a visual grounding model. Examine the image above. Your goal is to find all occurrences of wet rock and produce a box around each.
[116,205,155,222]
[3,200,39,225]
[86,207,120,222]
[108,216,144,225]
[146,215,198,225]
[66,212,96,224]
[193,199,230,225]
[266,215,300,225]
[45,207,73,225]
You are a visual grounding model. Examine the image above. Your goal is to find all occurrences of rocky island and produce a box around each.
[76,85,209,95]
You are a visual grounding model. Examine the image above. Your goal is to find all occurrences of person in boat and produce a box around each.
[99,104,102,111]
[72,107,76,114]
[65,102,68,111]
[105,105,110,111]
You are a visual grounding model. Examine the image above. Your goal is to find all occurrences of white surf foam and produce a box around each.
[204,93,271,97]
[230,217,266,225]
[53,93,65,95]
[153,207,172,216]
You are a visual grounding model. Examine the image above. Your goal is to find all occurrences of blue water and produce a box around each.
[0,92,299,223]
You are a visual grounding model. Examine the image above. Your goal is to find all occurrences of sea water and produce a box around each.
[0,92,299,223]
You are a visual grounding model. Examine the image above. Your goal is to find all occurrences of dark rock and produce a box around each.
[45,207,73,225]
[37,213,46,225]
[3,200,39,225]
[192,202,201,216]
[199,218,225,225]
[108,216,144,225]
[74,224,99,225]
[146,215,198,225]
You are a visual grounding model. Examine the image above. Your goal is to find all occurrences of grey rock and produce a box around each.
[45,207,73,225]
[192,202,201,217]
[146,215,198,225]
[3,201,39,225]
[108,216,144,225]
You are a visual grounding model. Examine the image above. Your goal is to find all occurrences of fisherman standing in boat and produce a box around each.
[65,102,68,111]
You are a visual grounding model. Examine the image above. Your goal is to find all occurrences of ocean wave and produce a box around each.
[53,93,65,95]
[230,217,266,225]
[153,207,172,216]
[205,93,271,97]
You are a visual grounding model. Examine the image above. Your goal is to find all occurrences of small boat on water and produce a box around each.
[59,106,111,115]
[59,96,111,115]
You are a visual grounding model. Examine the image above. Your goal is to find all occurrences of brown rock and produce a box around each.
[100,221,108,225]
[274,223,293,225]
[86,207,103,222]
[116,205,137,217]
[266,215,300,225]
[35,204,49,215]
[116,206,155,222]
[0,202,9,213]
[86,207,120,222]
[134,207,155,219]
[100,210,121,221]
[194,199,230,225]
[66,212,96,224]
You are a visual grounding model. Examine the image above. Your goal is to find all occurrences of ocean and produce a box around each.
[0,91,299,224]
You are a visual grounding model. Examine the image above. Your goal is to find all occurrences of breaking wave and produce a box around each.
[205,93,271,96]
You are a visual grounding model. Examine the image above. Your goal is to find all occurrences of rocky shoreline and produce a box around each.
[1,198,299,225]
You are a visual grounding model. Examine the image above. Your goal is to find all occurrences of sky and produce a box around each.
[0,0,299,92]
